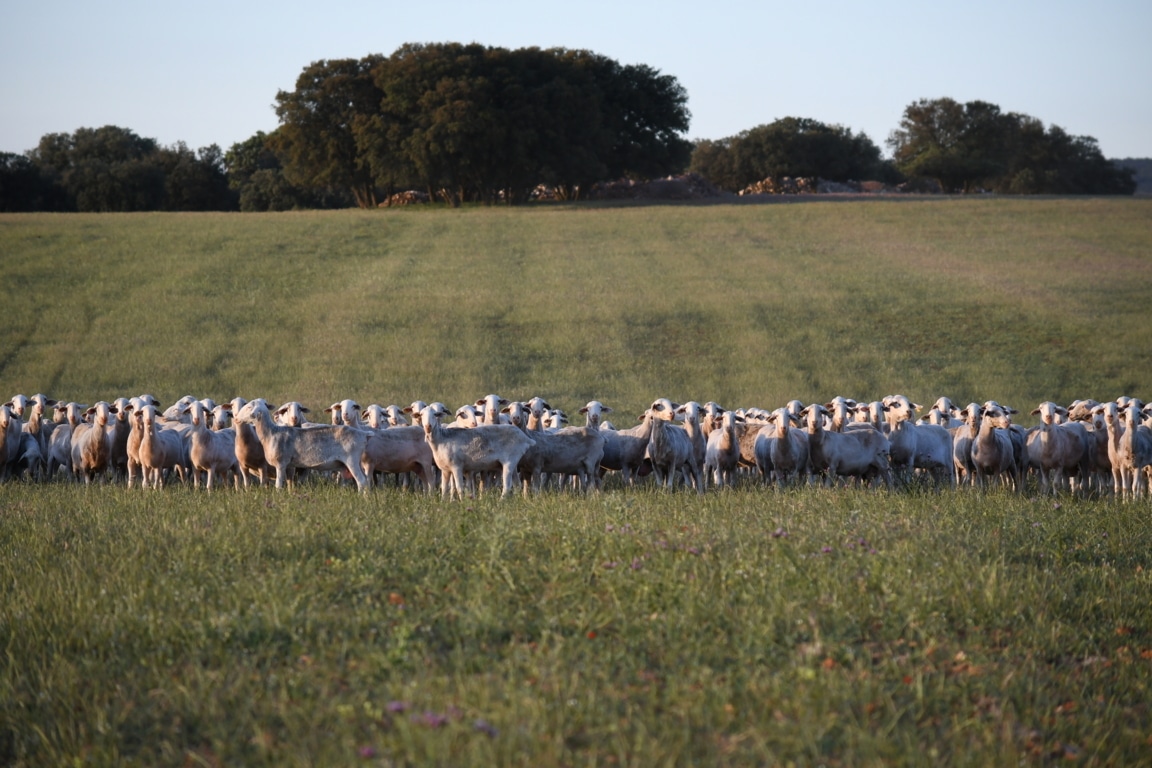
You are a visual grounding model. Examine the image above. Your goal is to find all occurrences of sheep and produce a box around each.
[850,401,888,432]
[503,401,606,494]
[224,397,270,489]
[103,397,133,481]
[700,401,726,439]
[755,408,810,487]
[233,399,370,491]
[801,404,891,488]
[525,397,551,431]
[1100,401,1152,500]
[136,404,188,489]
[950,403,981,487]
[453,405,482,428]
[404,400,430,426]
[1066,399,1100,423]
[359,425,437,491]
[273,401,314,427]
[46,402,86,479]
[474,394,510,426]
[675,401,708,485]
[704,410,744,488]
[596,405,656,486]
[14,396,53,479]
[0,404,21,481]
[543,409,569,430]
[578,401,613,429]
[11,432,45,482]
[824,396,859,432]
[981,401,1027,487]
[1025,402,1094,496]
[420,404,535,500]
[882,395,954,488]
[966,403,1018,491]
[163,396,198,422]
[643,399,702,493]
[183,400,239,491]
[71,401,114,484]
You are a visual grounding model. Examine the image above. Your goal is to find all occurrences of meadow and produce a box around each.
[2,197,1152,766]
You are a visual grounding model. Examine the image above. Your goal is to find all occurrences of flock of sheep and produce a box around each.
[2,391,1151,501]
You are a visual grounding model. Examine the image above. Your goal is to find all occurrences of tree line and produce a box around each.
[0,45,1138,212]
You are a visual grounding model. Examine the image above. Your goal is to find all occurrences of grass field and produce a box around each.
[2,198,1152,766]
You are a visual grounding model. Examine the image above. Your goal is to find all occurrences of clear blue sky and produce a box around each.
[3,0,1149,159]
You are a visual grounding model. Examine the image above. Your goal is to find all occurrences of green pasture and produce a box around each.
[2,197,1150,415]
[2,198,1152,766]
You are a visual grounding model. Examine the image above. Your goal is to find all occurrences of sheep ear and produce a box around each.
[912,403,922,411]
[1030,408,1041,415]
[1056,406,1068,416]
[579,406,588,414]
[499,398,509,406]
[602,406,614,413]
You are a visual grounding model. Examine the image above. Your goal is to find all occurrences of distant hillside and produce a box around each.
[1114,157,1152,194]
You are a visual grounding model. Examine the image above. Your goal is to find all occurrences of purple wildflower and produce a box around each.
[358,746,377,759]
[474,718,499,737]
[772,527,787,538]
[631,558,643,570]
[821,546,833,554]
[385,700,409,713]
[687,546,700,556]
[411,711,449,728]
[602,561,618,569]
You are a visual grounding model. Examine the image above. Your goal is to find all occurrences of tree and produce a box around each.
[225,130,319,211]
[0,152,51,211]
[689,118,889,191]
[272,57,384,208]
[888,97,1135,194]
[281,44,694,206]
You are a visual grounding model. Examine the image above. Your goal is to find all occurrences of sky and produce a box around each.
[2,0,1150,159]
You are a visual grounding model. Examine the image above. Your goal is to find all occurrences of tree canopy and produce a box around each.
[273,44,693,206]
[0,126,234,212]
[888,98,1136,194]
[689,118,893,191]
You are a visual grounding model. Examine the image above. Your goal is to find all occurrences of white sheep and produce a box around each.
[882,395,954,488]
[578,401,613,430]
[704,409,743,488]
[233,399,370,491]
[503,401,606,494]
[225,397,270,489]
[71,401,114,484]
[136,404,188,489]
[801,404,891,488]
[1025,402,1094,495]
[420,404,535,500]
[184,400,239,491]
[966,403,1018,491]
[643,399,702,493]
[756,407,810,487]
